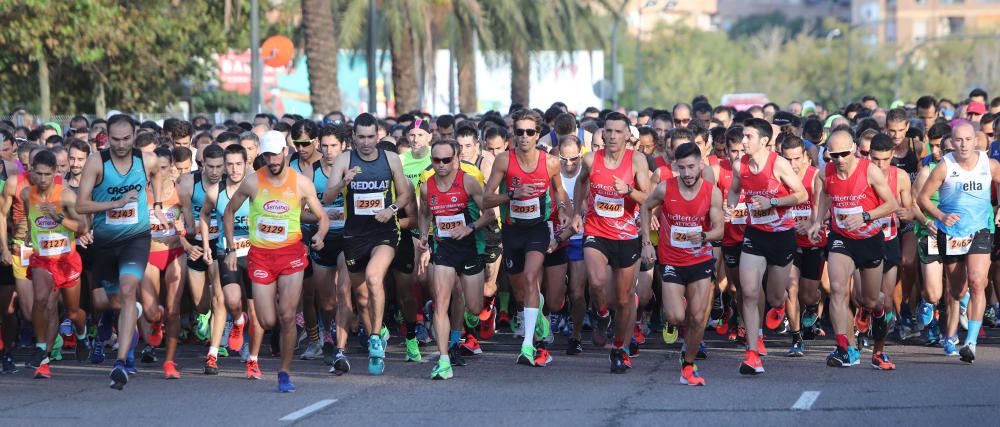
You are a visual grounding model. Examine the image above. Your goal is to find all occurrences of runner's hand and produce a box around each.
[344,166,360,185]
[116,190,138,208]
[417,249,430,276]
[203,245,214,263]
[843,213,865,231]
[941,213,960,227]
[571,214,583,234]
[794,217,811,234]
[187,245,203,261]
[926,220,938,235]
[374,208,394,223]
[311,233,325,251]
[641,242,656,265]
[896,207,914,222]
[225,251,237,271]
[417,238,430,253]
[807,221,822,243]
[613,177,630,195]
[450,225,474,241]
[547,236,557,254]
[750,195,771,211]
[650,214,660,231]
[77,231,94,248]
[0,248,11,266]
[686,231,704,246]
[511,184,534,199]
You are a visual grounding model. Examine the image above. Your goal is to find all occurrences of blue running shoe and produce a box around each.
[696,342,708,360]
[414,323,429,343]
[788,341,805,357]
[826,347,851,367]
[277,371,296,393]
[109,360,128,390]
[918,301,935,327]
[943,337,959,356]
[90,338,106,364]
[368,335,385,376]
[801,304,819,328]
[848,346,861,366]
[926,319,941,346]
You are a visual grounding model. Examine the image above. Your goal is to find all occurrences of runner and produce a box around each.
[222,130,327,392]
[483,108,571,367]
[572,111,651,373]
[809,129,897,369]
[726,118,808,375]
[916,122,1000,364]
[417,139,493,379]
[76,114,166,389]
[0,130,20,373]
[717,127,747,343]
[23,150,88,379]
[2,144,44,353]
[912,133,954,351]
[641,142,723,385]
[322,113,412,376]
[557,134,588,355]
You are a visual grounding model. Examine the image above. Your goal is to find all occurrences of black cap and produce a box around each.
[772,111,801,128]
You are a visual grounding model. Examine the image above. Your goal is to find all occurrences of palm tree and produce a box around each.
[301,0,342,114]
[452,0,492,113]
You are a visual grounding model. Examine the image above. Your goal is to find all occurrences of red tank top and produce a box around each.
[585,149,638,240]
[502,151,551,228]
[427,170,471,241]
[717,159,746,247]
[707,155,720,167]
[879,166,900,241]
[655,156,668,171]
[793,167,826,248]
[740,152,794,232]
[824,159,883,240]
[657,177,714,266]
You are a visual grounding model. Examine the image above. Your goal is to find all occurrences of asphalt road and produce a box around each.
[1,326,997,426]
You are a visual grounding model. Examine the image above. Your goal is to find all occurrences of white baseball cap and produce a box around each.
[260,130,286,155]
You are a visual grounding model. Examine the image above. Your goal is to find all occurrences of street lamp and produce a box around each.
[367,0,377,114]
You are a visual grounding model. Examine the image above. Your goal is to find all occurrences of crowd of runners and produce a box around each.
[1,89,998,391]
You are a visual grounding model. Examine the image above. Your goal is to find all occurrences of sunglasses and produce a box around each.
[674,118,691,125]
[431,156,454,164]
[559,154,581,162]
[513,128,538,137]
[829,150,853,159]
[858,150,870,157]
[292,138,316,146]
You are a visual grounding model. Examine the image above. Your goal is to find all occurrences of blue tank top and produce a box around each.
[92,149,150,245]
[937,151,994,237]
[311,161,345,235]
[215,181,251,251]
[190,172,219,242]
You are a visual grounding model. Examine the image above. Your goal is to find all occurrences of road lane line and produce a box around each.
[791,391,820,411]
[279,399,338,421]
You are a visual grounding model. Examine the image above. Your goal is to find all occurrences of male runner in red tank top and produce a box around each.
[571,112,652,373]
[809,129,897,369]
[640,142,723,385]
[725,118,807,375]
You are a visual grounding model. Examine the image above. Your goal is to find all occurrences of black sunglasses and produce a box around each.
[432,157,454,165]
[829,150,853,159]
[292,138,315,147]
[513,128,538,137]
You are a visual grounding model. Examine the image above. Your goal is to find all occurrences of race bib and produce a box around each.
[749,200,778,225]
[149,214,176,239]
[38,233,70,257]
[945,234,973,256]
[233,236,251,257]
[594,194,625,219]
[670,225,703,249]
[256,217,289,242]
[326,206,345,228]
[730,204,748,225]
[792,208,811,234]
[108,202,139,225]
[927,235,939,256]
[510,198,541,220]
[353,193,384,215]
[435,214,467,239]
[19,244,32,266]
[833,206,863,230]
[877,216,893,239]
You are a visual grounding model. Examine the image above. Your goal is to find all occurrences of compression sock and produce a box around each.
[791,330,802,344]
[965,320,982,347]
[306,325,320,343]
[448,330,462,349]
[498,292,510,314]
[522,308,539,348]
[835,334,849,351]
[464,310,480,329]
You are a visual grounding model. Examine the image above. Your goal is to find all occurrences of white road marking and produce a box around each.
[791,391,821,411]
[279,399,338,421]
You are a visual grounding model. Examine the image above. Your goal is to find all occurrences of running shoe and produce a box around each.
[716,307,733,335]
[629,337,640,357]
[943,337,959,356]
[765,305,786,330]
[661,324,679,345]
[634,322,647,345]
[194,312,211,341]
[918,301,935,328]
[621,351,632,369]
[204,354,219,375]
[566,338,583,355]
[959,292,970,331]
[959,344,976,364]
[51,335,63,361]
[516,344,536,367]
[89,339,106,364]
[871,351,896,370]
[788,341,805,357]
[756,334,768,357]
[696,342,708,360]
[109,360,128,390]
[538,313,554,344]
[848,346,861,365]
[872,312,890,341]
[277,371,296,393]
[246,359,262,380]
[592,312,611,347]
[148,306,164,347]
[609,348,627,374]
[368,335,385,376]
[415,323,431,344]
[801,304,819,328]
[739,350,764,375]
[431,359,453,380]
[854,308,871,334]
[402,337,421,362]
[28,346,47,369]
[163,361,180,379]
[34,362,51,379]
[534,346,552,366]
[2,355,17,374]
[125,352,138,374]
[379,326,390,346]
[680,363,705,386]
[331,350,350,376]
[449,343,467,367]
[479,305,496,340]
[460,334,482,356]
[897,316,920,341]
[926,319,941,346]
[140,345,157,363]
[727,327,739,342]
[228,313,246,352]
[218,347,229,358]
[301,340,323,360]
[985,305,998,328]
[826,347,851,367]
[75,336,91,362]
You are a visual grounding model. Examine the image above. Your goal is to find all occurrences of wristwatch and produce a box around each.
[389,204,399,213]
[223,247,235,255]
[769,197,779,208]
[54,214,66,223]
[862,212,872,222]
[700,232,707,241]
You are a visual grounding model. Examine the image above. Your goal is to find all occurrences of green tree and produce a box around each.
[302,0,342,114]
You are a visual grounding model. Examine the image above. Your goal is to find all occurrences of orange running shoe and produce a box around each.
[633,322,647,345]
[461,333,483,355]
[534,347,552,366]
[622,351,633,369]
[228,313,246,352]
[204,354,219,375]
[246,359,262,380]
[163,361,180,379]
[855,308,871,334]
[765,305,786,330]
[871,351,896,370]
[147,306,164,348]
[757,333,768,356]
[680,364,705,386]
[479,305,496,340]
[34,363,51,379]
[739,350,764,375]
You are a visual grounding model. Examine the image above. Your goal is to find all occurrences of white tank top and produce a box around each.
[561,168,584,240]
